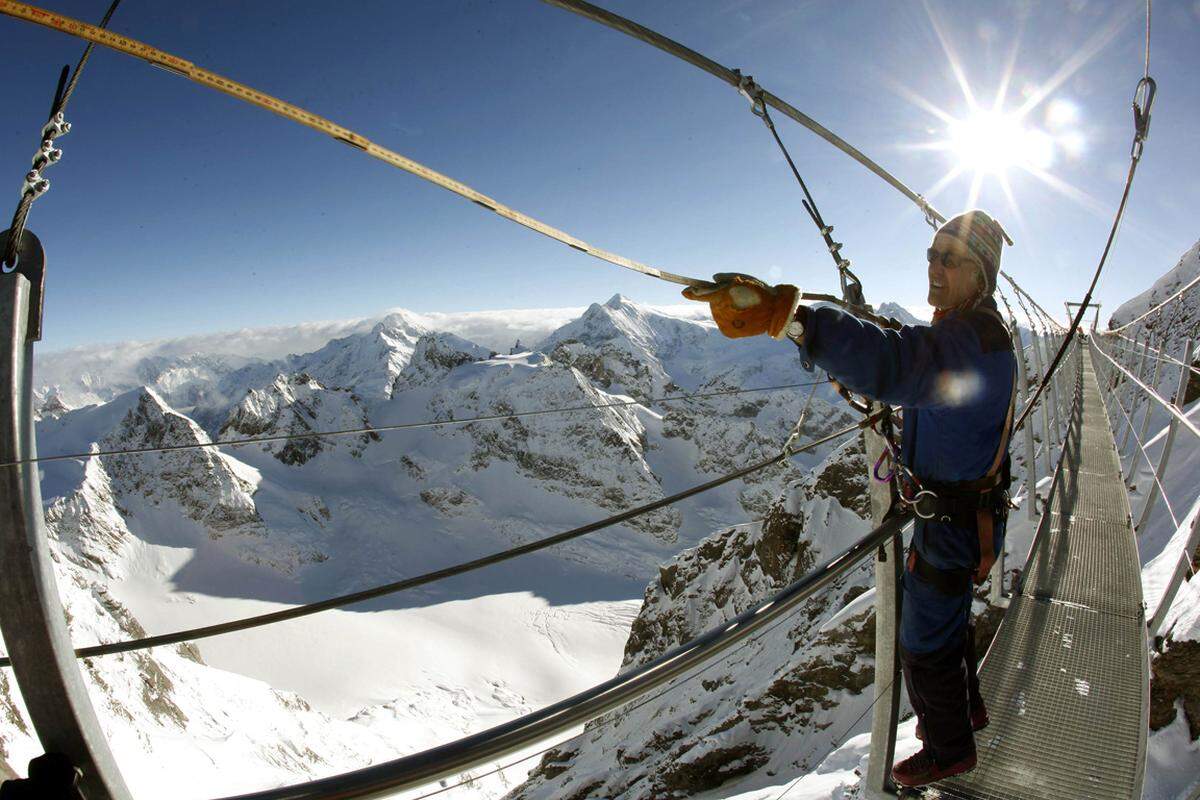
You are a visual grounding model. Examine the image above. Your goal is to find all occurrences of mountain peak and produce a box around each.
[604,293,634,310]
[375,310,428,336]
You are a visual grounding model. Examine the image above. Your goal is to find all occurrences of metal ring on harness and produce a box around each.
[909,489,939,520]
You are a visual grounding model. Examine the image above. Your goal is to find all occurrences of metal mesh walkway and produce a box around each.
[932,347,1149,800]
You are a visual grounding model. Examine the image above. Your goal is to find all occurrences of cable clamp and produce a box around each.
[31,142,63,172]
[916,193,939,229]
[40,112,71,140]
[1130,76,1156,160]
[22,170,49,200]
[828,241,843,255]
[820,225,833,236]
[734,69,766,118]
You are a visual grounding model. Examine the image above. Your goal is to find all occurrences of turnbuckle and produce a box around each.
[1130,76,1156,160]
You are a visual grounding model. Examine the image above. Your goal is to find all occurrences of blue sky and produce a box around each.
[3,0,1198,352]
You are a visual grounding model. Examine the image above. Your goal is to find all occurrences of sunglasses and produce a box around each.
[927,247,979,270]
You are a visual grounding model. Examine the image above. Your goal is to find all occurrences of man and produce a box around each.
[684,209,1016,787]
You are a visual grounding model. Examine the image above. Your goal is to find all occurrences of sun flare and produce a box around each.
[890,1,1129,226]
[947,110,1056,176]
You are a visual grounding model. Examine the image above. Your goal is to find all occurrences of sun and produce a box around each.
[947,109,1056,176]
[888,0,1133,225]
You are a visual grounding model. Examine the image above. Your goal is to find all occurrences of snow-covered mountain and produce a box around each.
[509,438,883,800]
[11,265,1195,800]
[6,293,855,796]
[1109,239,1200,359]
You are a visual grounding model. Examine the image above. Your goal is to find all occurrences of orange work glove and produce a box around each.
[682,273,801,339]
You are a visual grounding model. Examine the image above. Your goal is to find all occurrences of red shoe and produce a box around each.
[915,706,989,741]
[891,748,977,787]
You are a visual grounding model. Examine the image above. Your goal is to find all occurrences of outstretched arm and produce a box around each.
[796,304,980,409]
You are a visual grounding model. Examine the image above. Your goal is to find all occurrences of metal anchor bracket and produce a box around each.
[0,228,46,342]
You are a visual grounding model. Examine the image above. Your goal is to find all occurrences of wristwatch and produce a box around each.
[784,308,806,342]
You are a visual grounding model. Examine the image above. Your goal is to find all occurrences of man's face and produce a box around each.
[927,232,982,310]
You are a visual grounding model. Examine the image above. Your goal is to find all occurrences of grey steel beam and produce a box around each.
[0,232,132,800]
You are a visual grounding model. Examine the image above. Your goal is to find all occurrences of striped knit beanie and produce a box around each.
[936,209,1013,296]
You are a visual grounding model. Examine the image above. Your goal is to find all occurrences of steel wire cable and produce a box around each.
[1014,116,1152,434]
[773,673,901,800]
[1104,331,1200,377]
[205,512,909,800]
[1090,341,1200,442]
[541,0,945,230]
[1,0,121,268]
[0,415,870,668]
[1,379,830,469]
[1005,276,1044,336]
[1109,271,1200,334]
[1001,272,1064,332]
[1100,354,1180,529]
[409,552,878,800]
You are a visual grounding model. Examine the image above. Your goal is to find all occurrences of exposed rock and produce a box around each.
[1150,639,1200,740]
[392,333,493,392]
[221,373,377,465]
[509,437,879,799]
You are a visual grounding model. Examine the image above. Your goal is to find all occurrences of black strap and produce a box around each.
[910,548,972,596]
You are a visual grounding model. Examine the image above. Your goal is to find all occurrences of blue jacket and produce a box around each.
[795,299,1016,652]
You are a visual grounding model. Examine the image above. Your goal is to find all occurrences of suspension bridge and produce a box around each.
[1,1,1195,799]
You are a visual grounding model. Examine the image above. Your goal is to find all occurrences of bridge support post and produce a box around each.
[1150,508,1200,638]
[1013,324,1037,520]
[863,413,902,798]
[1029,331,1053,482]
[1045,334,1064,448]
[1119,338,1151,458]
[1136,336,1166,461]
[0,240,132,800]
[1135,339,1192,534]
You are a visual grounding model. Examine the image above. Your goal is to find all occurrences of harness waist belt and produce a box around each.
[912,482,1009,527]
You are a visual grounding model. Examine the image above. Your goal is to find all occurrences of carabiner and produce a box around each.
[1130,76,1156,160]
[873,449,895,483]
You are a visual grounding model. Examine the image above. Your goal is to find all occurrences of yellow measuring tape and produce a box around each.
[1,1,711,288]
